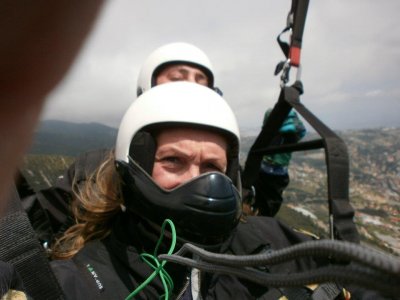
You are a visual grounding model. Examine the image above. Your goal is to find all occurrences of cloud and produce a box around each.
[365,89,383,98]
[43,0,400,133]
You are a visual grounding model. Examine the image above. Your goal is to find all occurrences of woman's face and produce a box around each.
[152,127,228,190]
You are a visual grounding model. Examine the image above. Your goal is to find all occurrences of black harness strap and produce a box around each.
[242,0,359,243]
[0,185,65,299]
[283,83,359,243]
[242,81,360,243]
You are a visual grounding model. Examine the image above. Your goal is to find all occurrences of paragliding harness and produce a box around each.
[241,0,360,243]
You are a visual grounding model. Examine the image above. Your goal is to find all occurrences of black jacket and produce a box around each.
[51,215,328,300]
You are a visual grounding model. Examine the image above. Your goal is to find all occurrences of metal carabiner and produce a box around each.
[295,63,302,82]
[280,59,291,88]
[280,59,302,88]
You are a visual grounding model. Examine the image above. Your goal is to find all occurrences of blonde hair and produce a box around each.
[51,151,123,259]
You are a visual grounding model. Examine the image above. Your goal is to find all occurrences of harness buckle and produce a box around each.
[280,59,302,88]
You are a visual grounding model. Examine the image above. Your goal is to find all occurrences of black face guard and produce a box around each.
[115,159,242,245]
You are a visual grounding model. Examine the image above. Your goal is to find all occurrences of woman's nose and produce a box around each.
[181,165,201,183]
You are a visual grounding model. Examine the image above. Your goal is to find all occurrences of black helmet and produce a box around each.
[115,82,241,245]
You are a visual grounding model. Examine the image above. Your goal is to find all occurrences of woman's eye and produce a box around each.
[160,157,185,172]
[204,163,224,173]
[162,156,181,165]
[168,73,183,81]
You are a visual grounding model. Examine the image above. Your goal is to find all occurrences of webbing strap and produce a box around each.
[283,84,359,243]
[0,186,65,299]
[242,82,360,243]
[277,0,310,67]
[259,283,342,300]
[290,0,309,66]
[311,283,342,300]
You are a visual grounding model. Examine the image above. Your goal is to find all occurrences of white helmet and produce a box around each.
[115,82,241,245]
[136,42,215,96]
[116,81,239,165]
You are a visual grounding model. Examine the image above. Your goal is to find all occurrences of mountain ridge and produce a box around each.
[30,120,117,156]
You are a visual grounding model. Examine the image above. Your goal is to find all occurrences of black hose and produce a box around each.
[159,254,399,297]
[165,239,399,275]
[158,239,400,298]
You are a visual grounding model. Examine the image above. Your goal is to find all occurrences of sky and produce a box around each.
[42,0,400,135]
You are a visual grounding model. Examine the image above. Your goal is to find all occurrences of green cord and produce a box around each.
[125,219,177,300]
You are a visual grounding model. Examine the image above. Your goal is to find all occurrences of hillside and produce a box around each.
[21,121,400,255]
[275,128,399,254]
[29,120,117,156]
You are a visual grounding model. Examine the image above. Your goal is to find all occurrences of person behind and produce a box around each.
[242,109,306,217]
[136,42,219,96]
[50,82,350,300]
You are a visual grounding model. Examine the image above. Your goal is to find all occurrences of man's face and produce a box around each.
[155,64,209,87]
[152,127,228,190]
